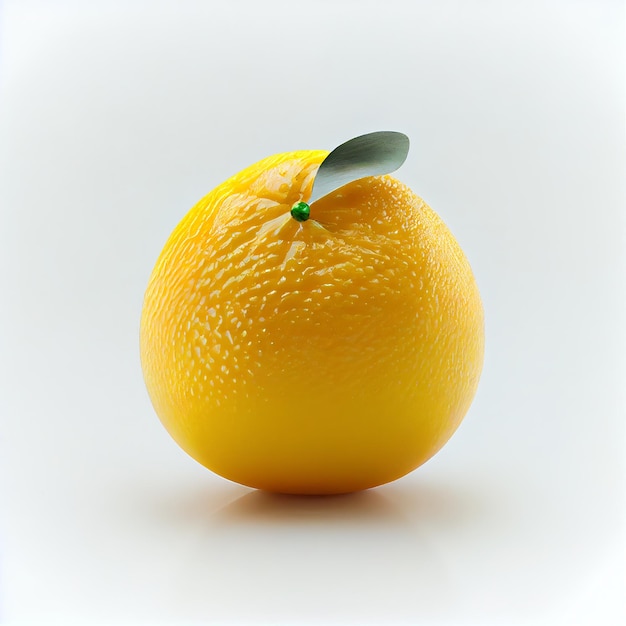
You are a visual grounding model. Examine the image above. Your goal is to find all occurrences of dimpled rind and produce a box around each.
[140,150,484,494]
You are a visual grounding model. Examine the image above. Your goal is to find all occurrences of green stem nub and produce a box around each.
[290,201,310,222]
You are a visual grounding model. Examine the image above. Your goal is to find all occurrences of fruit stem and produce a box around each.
[290,201,310,222]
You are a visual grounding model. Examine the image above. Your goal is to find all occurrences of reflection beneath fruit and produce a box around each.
[150,478,488,623]
[210,488,404,527]
[133,473,498,622]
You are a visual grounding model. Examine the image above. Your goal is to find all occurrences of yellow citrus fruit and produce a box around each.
[140,150,484,494]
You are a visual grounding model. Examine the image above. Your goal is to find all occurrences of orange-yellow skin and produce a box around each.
[140,150,484,495]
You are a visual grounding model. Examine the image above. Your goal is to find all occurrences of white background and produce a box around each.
[1,1,624,624]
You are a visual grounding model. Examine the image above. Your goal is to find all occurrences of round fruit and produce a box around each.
[140,150,484,494]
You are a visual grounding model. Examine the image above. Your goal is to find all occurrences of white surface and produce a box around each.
[1,1,625,624]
